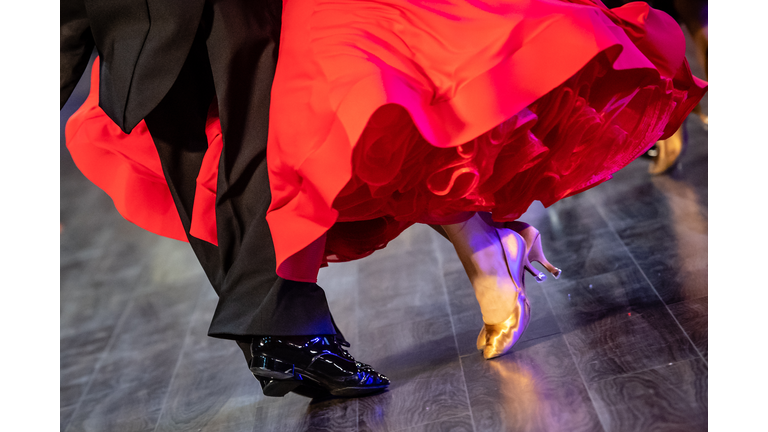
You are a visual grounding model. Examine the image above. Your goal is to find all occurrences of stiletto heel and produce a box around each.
[506,221,561,281]
[523,254,547,283]
[527,233,561,279]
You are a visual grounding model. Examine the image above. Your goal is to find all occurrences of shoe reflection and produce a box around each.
[486,359,540,415]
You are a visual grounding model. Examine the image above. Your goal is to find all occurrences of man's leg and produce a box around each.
[144,11,337,339]
[143,1,388,397]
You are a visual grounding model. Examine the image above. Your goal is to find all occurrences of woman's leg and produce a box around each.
[442,213,524,325]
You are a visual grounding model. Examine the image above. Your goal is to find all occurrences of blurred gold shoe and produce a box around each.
[649,126,685,175]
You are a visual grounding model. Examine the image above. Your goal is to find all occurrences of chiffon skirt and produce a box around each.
[65,0,707,282]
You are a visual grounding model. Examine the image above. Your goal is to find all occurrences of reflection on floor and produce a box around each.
[60,32,707,432]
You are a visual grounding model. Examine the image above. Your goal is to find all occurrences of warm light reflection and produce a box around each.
[487,359,541,417]
[651,174,707,301]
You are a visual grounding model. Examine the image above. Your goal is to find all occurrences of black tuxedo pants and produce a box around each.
[143,0,338,340]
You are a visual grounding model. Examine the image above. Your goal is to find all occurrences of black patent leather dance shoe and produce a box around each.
[240,336,389,398]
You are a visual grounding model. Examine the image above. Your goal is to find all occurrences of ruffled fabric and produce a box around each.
[267,0,706,281]
[65,57,221,246]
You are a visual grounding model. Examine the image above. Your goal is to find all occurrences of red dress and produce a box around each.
[66,0,707,282]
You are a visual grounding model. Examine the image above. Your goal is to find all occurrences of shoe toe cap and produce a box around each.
[359,369,389,387]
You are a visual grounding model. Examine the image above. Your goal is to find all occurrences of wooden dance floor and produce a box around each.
[60,34,708,432]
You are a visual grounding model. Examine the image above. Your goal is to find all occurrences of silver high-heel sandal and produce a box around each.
[475,220,560,355]
[475,227,531,359]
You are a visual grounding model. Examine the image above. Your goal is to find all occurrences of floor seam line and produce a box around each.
[590,194,708,368]
[151,280,208,432]
[63,262,145,432]
[389,413,472,432]
[434,233,477,432]
[537,258,610,432]
[588,357,703,386]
